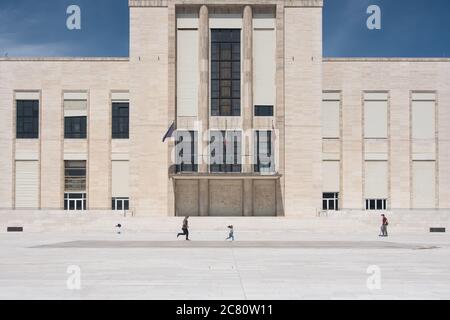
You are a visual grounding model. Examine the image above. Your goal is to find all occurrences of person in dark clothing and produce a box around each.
[226,225,234,241]
[379,214,389,237]
[177,216,190,240]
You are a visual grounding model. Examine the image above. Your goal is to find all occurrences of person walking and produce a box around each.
[226,225,234,241]
[379,214,389,237]
[177,216,190,240]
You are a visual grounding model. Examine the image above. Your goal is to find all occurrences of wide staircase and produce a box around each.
[0,209,448,234]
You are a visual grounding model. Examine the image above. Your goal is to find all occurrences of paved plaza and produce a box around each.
[0,230,449,300]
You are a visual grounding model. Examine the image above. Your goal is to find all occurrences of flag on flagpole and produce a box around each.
[162,121,175,142]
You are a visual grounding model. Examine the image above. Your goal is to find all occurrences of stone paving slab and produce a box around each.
[32,240,437,250]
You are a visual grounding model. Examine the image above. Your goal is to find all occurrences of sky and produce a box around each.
[0,0,449,58]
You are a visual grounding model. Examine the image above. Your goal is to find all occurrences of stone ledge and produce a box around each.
[324,57,450,62]
[0,57,129,62]
[129,0,323,7]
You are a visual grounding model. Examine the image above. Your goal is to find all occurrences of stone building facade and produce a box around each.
[0,0,449,217]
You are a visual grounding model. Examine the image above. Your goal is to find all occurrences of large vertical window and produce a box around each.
[175,131,198,173]
[209,130,242,173]
[112,102,129,139]
[254,130,274,173]
[16,100,39,139]
[211,29,241,116]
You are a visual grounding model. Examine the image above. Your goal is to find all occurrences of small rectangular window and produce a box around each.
[112,197,130,211]
[254,105,274,117]
[322,193,339,211]
[64,116,87,139]
[365,198,387,210]
[16,100,39,139]
[64,193,86,211]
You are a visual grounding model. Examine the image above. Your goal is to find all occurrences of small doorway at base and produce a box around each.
[64,193,86,211]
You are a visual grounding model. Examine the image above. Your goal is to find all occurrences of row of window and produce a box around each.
[322,92,437,140]
[64,160,129,211]
[322,193,388,211]
[63,193,129,211]
[15,100,129,140]
[175,130,274,173]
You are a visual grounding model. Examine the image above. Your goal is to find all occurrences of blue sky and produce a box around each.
[0,0,449,57]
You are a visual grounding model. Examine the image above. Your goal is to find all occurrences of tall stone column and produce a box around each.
[243,5,253,174]
[199,5,209,173]
[243,5,254,216]
[198,5,209,216]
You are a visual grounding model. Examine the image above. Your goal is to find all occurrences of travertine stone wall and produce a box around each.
[0,59,129,210]
[129,7,169,215]
[209,179,243,216]
[323,59,450,210]
[175,180,199,216]
[254,180,276,216]
[284,7,323,216]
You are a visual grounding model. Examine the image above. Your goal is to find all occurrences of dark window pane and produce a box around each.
[117,201,123,210]
[377,199,383,210]
[16,100,39,139]
[124,200,129,210]
[211,29,240,117]
[112,103,129,139]
[329,200,335,210]
[65,116,87,139]
[255,105,274,117]
[370,200,376,210]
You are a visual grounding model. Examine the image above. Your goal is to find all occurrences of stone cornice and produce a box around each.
[129,0,323,7]
[0,57,129,62]
[323,57,450,62]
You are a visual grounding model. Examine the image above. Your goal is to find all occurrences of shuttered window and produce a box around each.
[322,97,340,138]
[253,28,275,110]
[323,161,340,192]
[365,161,388,199]
[112,161,130,197]
[412,93,436,140]
[364,93,388,139]
[413,161,436,208]
[177,29,199,117]
[15,161,39,208]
